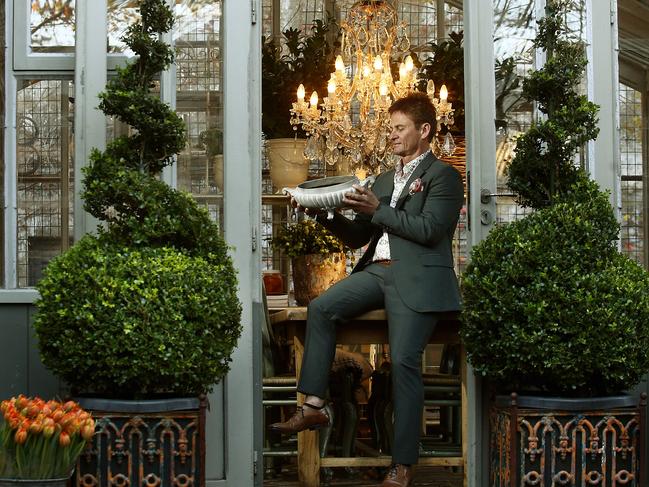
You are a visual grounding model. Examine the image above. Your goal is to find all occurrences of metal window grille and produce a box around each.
[493,0,536,224]
[445,3,463,34]
[16,79,74,288]
[620,83,645,266]
[174,4,225,232]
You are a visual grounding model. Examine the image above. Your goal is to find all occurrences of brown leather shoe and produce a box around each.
[381,464,413,487]
[269,404,330,434]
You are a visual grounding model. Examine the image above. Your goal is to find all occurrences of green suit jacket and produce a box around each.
[320,153,464,312]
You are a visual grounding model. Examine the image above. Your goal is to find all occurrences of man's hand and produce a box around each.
[343,184,380,215]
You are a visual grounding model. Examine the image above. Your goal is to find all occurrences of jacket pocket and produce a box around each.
[419,252,453,267]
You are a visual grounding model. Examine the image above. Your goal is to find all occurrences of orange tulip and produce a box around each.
[26,404,40,418]
[59,431,71,447]
[81,423,95,441]
[51,410,64,422]
[28,420,43,434]
[60,412,73,426]
[15,395,28,410]
[14,428,27,445]
[42,418,55,438]
[62,401,77,412]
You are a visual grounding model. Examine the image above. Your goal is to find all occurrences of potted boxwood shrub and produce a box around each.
[32,1,242,485]
[272,218,347,306]
[262,19,339,190]
[460,0,649,484]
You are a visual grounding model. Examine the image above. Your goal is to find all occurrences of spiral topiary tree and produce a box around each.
[506,0,599,210]
[461,0,649,397]
[33,0,242,398]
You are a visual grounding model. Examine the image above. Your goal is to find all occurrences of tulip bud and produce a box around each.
[15,395,28,410]
[14,428,27,445]
[66,419,80,435]
[28,420,43,434]
[8,415,21,430]
[59,431,71,447]
[42,418,55,439]
[81,423,95,441]
[62,401,76,413]
[26,404,40,418]
[51,410,64,422]
[60,413,72,426]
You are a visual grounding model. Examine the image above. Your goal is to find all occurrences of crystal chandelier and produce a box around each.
[290,0,455,176]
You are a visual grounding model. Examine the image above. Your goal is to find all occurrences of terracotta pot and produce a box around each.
[291,252,346,305]
[266,138,309,192]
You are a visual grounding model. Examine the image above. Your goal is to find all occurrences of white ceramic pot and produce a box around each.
[266,138,309,192]
[283,175,375,219]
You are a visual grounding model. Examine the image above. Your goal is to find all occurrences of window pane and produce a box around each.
[30,0,75,53]
[619,83,645,266]
[108,0,141,54]
[16,79,74,287]
[493,0,536,224]
[174,1,224,232]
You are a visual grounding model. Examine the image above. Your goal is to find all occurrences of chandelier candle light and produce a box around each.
[290,0,455,176]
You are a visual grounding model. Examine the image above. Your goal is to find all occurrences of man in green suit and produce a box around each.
[270,92,464,487]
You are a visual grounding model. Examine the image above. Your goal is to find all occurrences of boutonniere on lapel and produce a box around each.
[408,178,424,196]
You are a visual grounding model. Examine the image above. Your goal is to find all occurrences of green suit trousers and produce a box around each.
[297,262,439,465]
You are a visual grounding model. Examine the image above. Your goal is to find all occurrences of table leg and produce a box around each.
[294,334,320,487]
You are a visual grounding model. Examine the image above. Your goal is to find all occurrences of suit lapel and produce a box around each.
[373,168,395,199]
[395,152,436,209]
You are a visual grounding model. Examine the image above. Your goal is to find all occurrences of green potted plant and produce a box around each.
[199,126,224,191]
[262,19,339,191]
[414,31,465,181]
[32,1,242,485]
[460,1,649,484]
[272,218,347,306]
[0,396,95,485]
[415,30,464,133]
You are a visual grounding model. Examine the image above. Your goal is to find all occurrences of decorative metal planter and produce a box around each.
[490,393,646,487]
[74,396,207,487]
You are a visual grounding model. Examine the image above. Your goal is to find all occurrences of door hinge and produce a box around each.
[251,0,257,25]
[252,227,258,251]
[253,450,258,475]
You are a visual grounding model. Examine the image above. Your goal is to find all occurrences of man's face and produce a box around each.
[389,111,430,159]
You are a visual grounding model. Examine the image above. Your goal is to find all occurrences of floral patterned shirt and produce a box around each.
[370,150,431,262]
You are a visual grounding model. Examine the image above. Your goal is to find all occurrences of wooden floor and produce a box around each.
[264,465,463,486]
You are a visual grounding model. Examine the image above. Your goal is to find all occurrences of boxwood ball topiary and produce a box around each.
[35,237,241,397]
[461,178,649,396]
[33,0,242,398]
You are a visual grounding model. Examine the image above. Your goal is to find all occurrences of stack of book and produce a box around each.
[266,294,289,308]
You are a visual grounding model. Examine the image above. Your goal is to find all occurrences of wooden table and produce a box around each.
[269,307,468,487]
